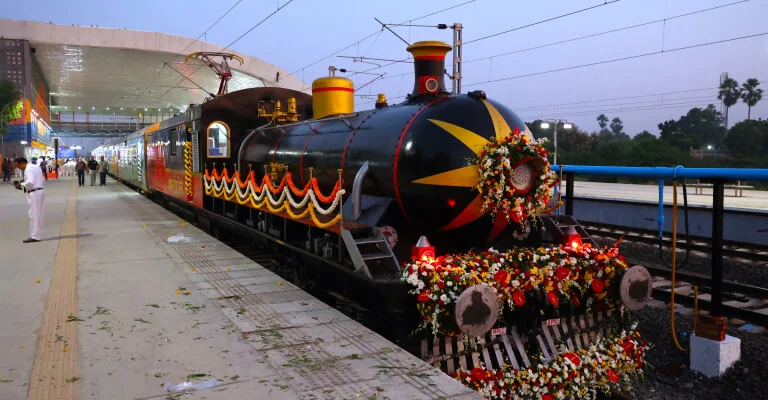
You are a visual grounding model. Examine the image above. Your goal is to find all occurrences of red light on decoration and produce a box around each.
[561,226,582,249]
[412,235,435,261]
[447,198,456,207]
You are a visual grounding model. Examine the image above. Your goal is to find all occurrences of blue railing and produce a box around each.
[560,165,768,181]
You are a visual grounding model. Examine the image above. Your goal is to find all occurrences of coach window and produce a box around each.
[207,121,230,158]
[170,130,177,155]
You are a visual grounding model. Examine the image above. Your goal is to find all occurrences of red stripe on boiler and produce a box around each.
[312,87,354,93]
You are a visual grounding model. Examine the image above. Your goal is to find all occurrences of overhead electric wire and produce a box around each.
[222,0,296,51]
[287,0,476,77]
[464,31,768,87]
[150,1,296,105]
[180,0,245,54]
[138,0,245,104]
[515,94,717,113]
[364,0,751,88]
[163,62,216,97]
[351,0,617,80]
[406,0,478,21]
[510,87,718,111]
[520,100,720,120]
[463,0,621,45]
[465,0,750,63]
[288,0,478,88]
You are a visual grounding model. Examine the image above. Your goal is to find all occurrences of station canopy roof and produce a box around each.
[0,19,309,116]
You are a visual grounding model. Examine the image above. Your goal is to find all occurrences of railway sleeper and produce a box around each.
[420,310,615,374]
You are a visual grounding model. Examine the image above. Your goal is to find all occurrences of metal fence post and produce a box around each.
[565,172,575,216]
[711,180,725,316]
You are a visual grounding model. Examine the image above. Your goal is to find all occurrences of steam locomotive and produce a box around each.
[93,40,548,337]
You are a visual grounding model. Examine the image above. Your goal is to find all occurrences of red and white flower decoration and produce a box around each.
[400,244,629,336]
[452,330,649,400]
[476,127,558,224]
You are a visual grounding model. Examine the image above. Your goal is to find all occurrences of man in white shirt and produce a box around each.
[14,157,45,243]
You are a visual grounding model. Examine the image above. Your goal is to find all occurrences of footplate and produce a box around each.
[420,310,615,374]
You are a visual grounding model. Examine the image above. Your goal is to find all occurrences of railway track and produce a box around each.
[581,223,768,326]
[646,265,768,326]
[582,221,768,264]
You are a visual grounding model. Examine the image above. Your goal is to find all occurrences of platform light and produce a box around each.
[540,122,551,129]
[707,145,713,150]
[20,140,28,145]
[563,123,573,129]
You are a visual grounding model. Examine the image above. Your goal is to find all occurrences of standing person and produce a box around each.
[87,155,98,186]
[2,158,12,183]
[39,157,48,181]
[98,155,109,186]
[13,157,45,243]
[75,157,87,187]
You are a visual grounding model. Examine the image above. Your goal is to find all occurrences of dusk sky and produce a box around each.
[3,0,768,136]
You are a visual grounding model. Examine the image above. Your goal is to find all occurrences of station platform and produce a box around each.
[565,181,768,212]
[0,177,480,400]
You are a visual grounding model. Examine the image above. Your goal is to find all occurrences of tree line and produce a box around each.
[528,76,766,175]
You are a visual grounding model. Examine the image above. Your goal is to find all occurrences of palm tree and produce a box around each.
[596,114,608,129]
[741,78,763,120]
[718,77,741,129]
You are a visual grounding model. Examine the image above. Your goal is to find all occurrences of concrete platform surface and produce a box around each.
[564,181,768,212]
[0,176,480,400]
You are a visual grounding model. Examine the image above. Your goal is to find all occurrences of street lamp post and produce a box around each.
[539,120,573,166]
[539,120,573,215]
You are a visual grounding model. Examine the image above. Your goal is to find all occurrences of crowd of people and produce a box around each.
[3,155,109,187]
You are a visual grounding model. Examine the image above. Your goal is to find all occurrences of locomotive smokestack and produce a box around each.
[406,41,452,98]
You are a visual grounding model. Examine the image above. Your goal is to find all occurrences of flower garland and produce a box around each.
[476,127,558,224]
[400,244,628,336]
[204,168,346,228]
[452,330,648,400]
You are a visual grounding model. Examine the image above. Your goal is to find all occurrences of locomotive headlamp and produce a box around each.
[562,226,582,249]
[418,76,440,94]
[412,235,435,261]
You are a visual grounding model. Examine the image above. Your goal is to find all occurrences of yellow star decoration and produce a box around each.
[412,99,532,239]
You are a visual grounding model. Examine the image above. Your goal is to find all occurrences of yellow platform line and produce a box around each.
[28,182,79,400]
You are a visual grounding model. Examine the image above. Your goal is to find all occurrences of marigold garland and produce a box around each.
[476,127,558,224]
[400,244,628,336]
[452,330,648,400]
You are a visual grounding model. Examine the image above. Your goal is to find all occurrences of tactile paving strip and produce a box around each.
[27,183,79,400]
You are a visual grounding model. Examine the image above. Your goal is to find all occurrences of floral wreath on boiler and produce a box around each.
[476,126,558,224]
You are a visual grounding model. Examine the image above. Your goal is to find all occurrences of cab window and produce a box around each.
[207,121,229,157]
